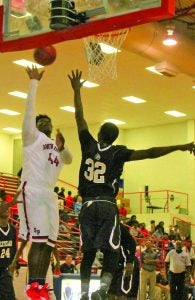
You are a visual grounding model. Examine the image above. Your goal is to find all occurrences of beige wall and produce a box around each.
[123,121,195,214]
[0,133,14,174]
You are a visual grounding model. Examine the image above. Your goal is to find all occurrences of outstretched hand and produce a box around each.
[181,142,195,155]
[68,69,84,91]
[56,129,65,151]
[26,65,44,81]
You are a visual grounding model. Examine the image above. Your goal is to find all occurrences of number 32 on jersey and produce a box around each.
[84,158,106,183]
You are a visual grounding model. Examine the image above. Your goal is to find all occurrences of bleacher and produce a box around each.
[0,172,19,196]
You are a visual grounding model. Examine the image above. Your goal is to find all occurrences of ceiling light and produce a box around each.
[164,110,186,117]
[162,24,178,46]
[192,85,195,89]
[8,91,27,99]
[104,119,125,125]
[145,66,163,76]
[3,127,22,133]
[122,96,146,103]
[60,106,75,112]
[11,11,32,19]
[99,43,120,54]
[192,81,195,89]
[0,109,20,116]
[13,59,43,68]
[81,80,99,88]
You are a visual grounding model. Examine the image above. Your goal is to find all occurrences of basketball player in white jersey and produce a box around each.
[18,66,72,299]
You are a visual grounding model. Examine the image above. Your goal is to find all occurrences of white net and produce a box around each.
[83,28,129,84]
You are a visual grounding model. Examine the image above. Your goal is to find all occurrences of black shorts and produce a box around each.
[79,200,120,252]
[0,269,16,300]
[108,256,140,297]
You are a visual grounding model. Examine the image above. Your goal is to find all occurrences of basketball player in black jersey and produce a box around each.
[0,194,19,299]
[68,69,195,300]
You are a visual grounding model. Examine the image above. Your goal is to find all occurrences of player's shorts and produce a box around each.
[0,268,16,300]
[18,182,59,247]
[79,199,120,252]
[108,256,140,297]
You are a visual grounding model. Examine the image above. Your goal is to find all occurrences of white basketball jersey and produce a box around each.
[21,131,64,189]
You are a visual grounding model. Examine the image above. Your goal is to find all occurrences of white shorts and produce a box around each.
[18,182,59,247]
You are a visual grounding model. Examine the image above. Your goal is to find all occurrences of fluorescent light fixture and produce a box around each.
[146,66,163,76]
[0,109,20,116]
[13,59,43,68]
[8,91,27,99]
[104,119,125,125]
[122,96,146,103]
[60,106,75,112]
[162,25,178,46]
[164,110,186,117]
[3,127,21,133]
[99,43,120,54]
[11,11,32,19]
[192,85,195,89]
[81,80,99,88]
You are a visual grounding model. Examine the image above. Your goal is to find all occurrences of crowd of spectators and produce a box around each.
[1,185,195,300]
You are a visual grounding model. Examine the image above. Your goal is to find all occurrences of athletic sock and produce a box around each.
[81,282,89,296]
[29,278,45,285]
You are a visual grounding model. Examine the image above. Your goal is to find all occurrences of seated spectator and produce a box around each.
[184,274,195,299]
[126,214,138,227]
[149,220,156,234]
[118,203,127,217]
[155,221,165,234]
[59,208,69,223]
[65,191,74,209]
[58,197,64,213]
[60,254,75,273]
[74,195,82,216]
[0,189,6,204]
[174,224,180,235]
[139,222,149,237]
[155,270,170,300]
[54,186,59,194]
[58,187,65,199]
[130,221,140,238]
[168,228,176,241]
[183,236,195,277]
[153,226,164,239]
[161,233,175,255]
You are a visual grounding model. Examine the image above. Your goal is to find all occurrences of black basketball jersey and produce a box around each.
[78,129,134,198]
[0,223,16,269]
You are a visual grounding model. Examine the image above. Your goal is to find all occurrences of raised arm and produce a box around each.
[130,142,195,161]
[68,70,88,134]
[22,66,44,146]
[56,129,73,164]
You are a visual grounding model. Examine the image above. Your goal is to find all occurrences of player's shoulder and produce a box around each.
[113,144,127,150]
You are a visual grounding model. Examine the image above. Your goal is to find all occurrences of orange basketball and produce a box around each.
[33,45,57,66]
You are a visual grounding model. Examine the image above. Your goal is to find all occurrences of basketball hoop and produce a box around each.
[84,28,129,84]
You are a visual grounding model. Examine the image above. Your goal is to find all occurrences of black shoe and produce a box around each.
[91,289,107,300]
[80,294,89,300]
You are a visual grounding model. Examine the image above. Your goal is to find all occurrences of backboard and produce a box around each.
[0,0,175,52]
